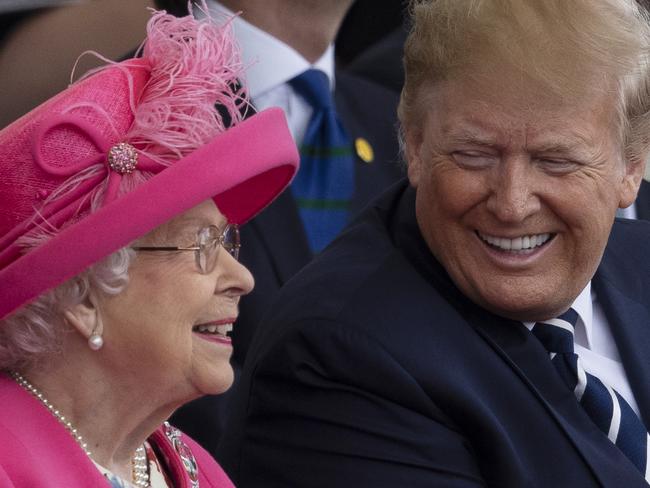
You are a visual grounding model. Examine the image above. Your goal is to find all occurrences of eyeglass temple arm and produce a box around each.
[131,246,200,251]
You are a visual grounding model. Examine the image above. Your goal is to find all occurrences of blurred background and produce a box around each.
[0,0,155,128]
[0,0,407,129]
[3,0,650,180]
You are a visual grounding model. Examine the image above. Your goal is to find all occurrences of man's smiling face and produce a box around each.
[405,76,644,321]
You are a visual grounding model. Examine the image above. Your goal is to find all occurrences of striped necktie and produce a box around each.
[289,69,355,253]
[531,309,650,481]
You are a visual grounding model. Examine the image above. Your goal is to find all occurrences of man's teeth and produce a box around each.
[193,324,233,335]
[479,232,551,251]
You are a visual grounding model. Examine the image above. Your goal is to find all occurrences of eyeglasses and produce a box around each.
[132,224,240,274]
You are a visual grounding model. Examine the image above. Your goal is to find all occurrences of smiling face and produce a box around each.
[94,199,254,402]
[405,76,645,321]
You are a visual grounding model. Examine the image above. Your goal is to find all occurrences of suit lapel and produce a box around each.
[593,248,650,427]
[469,310,650,487]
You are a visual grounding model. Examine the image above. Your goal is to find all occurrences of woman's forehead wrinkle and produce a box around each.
[155,207,228,242]
[141,217,199,245]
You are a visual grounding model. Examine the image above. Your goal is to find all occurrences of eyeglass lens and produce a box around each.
[222,225,240,261]
[196,225,240,274]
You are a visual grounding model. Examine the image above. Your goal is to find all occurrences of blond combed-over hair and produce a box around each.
[398,0,650,162]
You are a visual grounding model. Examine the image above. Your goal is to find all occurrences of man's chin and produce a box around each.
[466,284,574,322]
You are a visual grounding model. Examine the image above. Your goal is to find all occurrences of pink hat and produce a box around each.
[0,8,298,320]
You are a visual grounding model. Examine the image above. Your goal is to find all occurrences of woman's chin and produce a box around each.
[193,366,234,397]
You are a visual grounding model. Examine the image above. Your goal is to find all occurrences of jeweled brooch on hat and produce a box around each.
[107,142,138,174]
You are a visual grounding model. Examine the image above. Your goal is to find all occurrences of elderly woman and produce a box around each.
[0,5,297,488]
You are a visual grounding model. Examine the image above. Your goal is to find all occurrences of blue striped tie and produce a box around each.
[289,69,355,253]
[532,309,650,480]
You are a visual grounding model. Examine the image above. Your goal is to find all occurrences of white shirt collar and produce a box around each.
[617,203,637,219]
[523,282,593,348]
[572,282,593,348]
[206,1,335,99]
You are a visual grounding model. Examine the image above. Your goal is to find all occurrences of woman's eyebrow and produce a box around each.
[169,216,222,232]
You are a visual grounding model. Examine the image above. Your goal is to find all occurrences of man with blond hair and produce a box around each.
[218,1,650,486]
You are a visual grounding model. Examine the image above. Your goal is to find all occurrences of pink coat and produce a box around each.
[0,374,235,487]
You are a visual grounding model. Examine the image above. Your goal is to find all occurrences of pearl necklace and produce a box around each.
[11,371,150,487]
[132,444,149,487]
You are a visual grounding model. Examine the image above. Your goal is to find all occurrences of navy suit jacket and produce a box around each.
[637,179,650,220]
[217,180,650,487]
[170,70,404,454]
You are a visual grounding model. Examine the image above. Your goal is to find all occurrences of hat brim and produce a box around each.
[0,107,298,320]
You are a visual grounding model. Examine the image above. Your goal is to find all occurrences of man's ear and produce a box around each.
[619,152,648,209]
[63,295,101,341]
[404,126,424,188]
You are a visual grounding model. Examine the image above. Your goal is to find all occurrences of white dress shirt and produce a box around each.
[618,204,637,219]
[524,283,640,415]
[206,1,335,146]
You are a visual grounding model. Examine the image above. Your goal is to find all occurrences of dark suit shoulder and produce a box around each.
[227,186,490,487]
[607,217,650,254]
[603,218,650,280]
[250,182,487,371]
[634,179,650,220]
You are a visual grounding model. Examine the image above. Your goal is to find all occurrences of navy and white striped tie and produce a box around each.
[532,308,650,480]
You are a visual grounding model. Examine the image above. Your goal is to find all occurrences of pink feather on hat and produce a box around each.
[129,6,248,164]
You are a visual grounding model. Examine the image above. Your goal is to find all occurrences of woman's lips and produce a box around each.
[192,319,236,345]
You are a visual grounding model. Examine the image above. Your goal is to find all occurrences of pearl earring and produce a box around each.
[88,331,103,351]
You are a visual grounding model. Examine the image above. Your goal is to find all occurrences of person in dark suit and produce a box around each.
[167,0,404,455]
[217,1,650,486]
